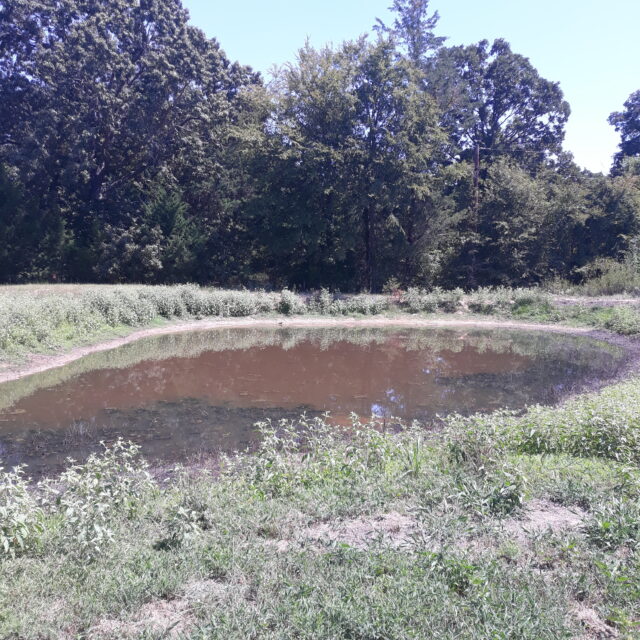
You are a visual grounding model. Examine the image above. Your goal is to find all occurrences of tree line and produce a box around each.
[1,0,639,290]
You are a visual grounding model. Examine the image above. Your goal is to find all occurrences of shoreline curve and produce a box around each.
[0,315,637,386]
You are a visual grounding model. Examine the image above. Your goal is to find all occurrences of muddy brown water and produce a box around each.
[0,326,629,476]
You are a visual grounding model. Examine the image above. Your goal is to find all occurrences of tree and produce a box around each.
[609,90,640,171]
[376,0,446,65]
[252,37,448,291]
[431,39,570,167]
[0,0,257,282]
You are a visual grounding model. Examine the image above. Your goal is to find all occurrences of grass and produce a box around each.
[2,385,640,638]
[0,284,639,362]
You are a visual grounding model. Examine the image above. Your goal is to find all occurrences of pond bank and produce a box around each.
[0,314,628,385]
[3,387,640,638]
[2,295,640,637]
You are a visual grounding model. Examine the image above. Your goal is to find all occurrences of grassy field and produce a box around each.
[1,284,639,363]
[1,285,640,638]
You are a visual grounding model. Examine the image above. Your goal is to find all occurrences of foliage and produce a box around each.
[0,466,43,558]
[376,0,446,64]
[563,243,640,296]
[276,289,307,315]
[609,90,640,171]
[0,1,639,288]
[584,498,640,550]
[0,0,260,284]
[431,39,570,166]
[43,440,151,560]
[401,286,464,312]
[3,283,640,361]
[448,379,640,464]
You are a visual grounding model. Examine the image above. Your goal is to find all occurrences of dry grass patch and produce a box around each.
[504,499,586,541]
[89,579,229,639]
[571,603,619,639]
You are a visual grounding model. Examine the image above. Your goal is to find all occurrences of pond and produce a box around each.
[0,326,629,476]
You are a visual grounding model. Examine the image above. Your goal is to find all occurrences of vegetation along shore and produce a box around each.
[0,285,639,638]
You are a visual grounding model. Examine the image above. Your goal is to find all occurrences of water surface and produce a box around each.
[0,326,627,475]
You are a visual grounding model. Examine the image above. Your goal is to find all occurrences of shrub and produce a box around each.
[600,307,640,335]
[432,287,464,313]
[277,289,306,315]
[401,288,438,313]
[45,440,152,560]
[466,287,550,314]
[400,287,464,314]
[575,253,640,296]
[340,294,390,315]
[0,466,43,558]
[309,288,335,314]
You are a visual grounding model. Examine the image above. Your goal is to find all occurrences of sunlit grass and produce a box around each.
[1,284,639,363]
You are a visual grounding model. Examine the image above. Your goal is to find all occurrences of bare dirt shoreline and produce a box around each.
[1,314,638,386]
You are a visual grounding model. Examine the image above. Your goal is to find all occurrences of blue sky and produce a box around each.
[183,0,640,174]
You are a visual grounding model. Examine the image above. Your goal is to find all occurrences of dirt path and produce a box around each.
[552,295,639,306]
[0,315,616,385]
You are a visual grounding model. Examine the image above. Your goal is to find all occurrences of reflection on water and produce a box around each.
[0,326,628,476]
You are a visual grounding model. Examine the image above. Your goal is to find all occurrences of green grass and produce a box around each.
[511,300,640,335]
[0,284,639,363]
[2,384,640,638]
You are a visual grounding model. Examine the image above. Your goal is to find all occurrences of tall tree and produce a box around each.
[252,37,447,291]
[609,90,640,172]
[376,0,446,65]
[0,0,257,282]
[431,39,570,167]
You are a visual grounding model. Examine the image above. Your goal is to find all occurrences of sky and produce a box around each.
[183,0,640,174]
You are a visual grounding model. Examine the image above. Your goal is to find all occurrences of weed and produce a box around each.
[0,466,43,557]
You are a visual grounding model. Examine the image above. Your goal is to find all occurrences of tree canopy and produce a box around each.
[0,0,638,289]
[610,90,640,171]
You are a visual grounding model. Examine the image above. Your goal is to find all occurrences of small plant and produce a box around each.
[584,499,640,550]
[159,500,211,549]
[421,552,483,596]
[0,465,43,558]
[45,439,152,560]
[486,467,525,516]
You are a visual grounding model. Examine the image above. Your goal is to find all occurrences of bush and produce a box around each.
[45,440,152,560]
[466,287,549,314]
[575,253,640,296]
[400,287,464,314]
[401,288,438,313]
[600,307,640,335]
[340,294,390,315]
[277,289,306,315]
[309,288,335,314]
[0,466,43,558]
